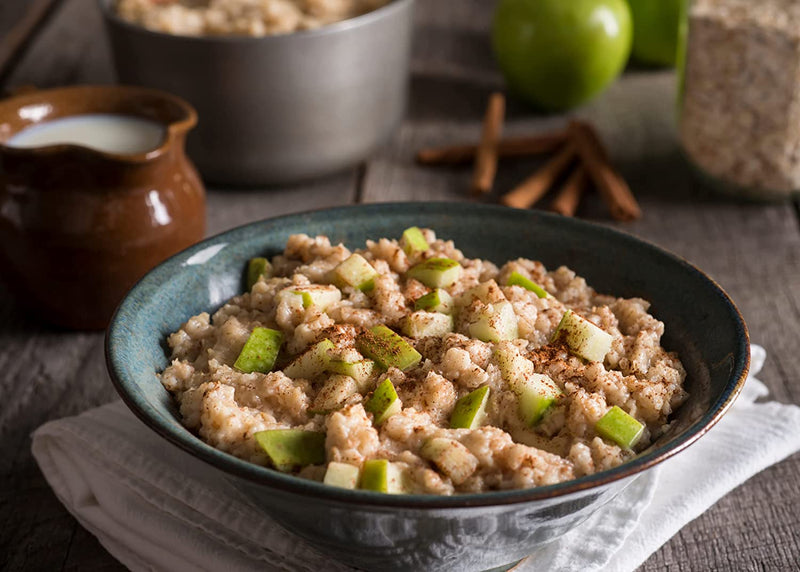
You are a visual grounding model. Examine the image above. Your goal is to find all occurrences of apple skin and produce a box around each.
[492,0,633,111]
[627,0,682,67]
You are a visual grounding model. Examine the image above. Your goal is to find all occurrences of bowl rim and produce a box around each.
[106,202,750,509]
[97,0,414,43]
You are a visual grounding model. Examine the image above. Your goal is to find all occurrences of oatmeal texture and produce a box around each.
[160,230,687,494]
[680,0,800,196]
[115,0,389,36]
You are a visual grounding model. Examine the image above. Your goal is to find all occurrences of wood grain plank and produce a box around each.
[63,525,127,572]
[3,0,114,90]
[0,323,114,571]
[645,459,800,571]
[1,0,798,571]
[0,0,62,84]
[206,171,359,236]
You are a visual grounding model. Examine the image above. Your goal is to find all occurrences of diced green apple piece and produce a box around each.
[323,462,360,489]
[275,289,307,314]
[359,459,405,493]
[406,258,462,289]
[414,288,454,314]
[595,406,644,449]
[365,378,402,424]
[327,358,375,387]
[291,285,341,310]
[254,429,325,472]
[450,385,490,429]
[400,226,430,256]
[247,257,272,290]
[356,325,422,371]
[234,327,284,373]
[495,345,563,425]
[553,310,613,362]
[295,291,314,308]
[402,311,454,339]
[333,253,378,292]
[420,437,479,485]
[283,338,334,379]
[507,271,549,299]
[463,280,505,304]
[310,374,359,414]
[494,344,533,381]
[467,301,519,342]
[515,373,563,426]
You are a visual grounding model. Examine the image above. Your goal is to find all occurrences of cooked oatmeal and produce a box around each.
[115,0,390,37]
[160,229,687,494]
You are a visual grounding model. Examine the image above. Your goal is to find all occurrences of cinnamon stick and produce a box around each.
[471,92,505,194]
[551,165,588,217]
[416,131,568,166]
[569,121,641,221]
[579,121,610,162]
[500,143,577,209]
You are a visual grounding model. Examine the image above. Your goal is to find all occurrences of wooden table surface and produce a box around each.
[1,1,799,570]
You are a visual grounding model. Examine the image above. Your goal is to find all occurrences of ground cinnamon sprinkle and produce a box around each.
[529,343,571,365]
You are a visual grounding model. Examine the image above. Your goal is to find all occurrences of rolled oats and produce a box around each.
[680,0,800,197]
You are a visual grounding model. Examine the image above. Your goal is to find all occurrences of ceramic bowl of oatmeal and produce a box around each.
[98,0,413,185]
[106,202,749,571]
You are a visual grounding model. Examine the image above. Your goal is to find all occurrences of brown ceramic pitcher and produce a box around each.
[0,85,206,330]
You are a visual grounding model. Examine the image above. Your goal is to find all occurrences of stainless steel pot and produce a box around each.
[99,0,413,186]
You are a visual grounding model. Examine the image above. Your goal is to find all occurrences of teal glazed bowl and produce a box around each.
[106,203,749,571]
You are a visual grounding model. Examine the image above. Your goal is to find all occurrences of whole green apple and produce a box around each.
[492,0,633,111]
[627,0,682,67]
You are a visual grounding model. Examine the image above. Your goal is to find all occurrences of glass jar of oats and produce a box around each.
[678,0,800,200]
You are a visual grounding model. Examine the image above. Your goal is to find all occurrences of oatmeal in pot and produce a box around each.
[115,0,390,37]
[160,228,687,494]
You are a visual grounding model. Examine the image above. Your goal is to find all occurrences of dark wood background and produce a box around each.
[1,1,798,570]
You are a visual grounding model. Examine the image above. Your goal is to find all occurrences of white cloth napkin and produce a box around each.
[32,345,800,572]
